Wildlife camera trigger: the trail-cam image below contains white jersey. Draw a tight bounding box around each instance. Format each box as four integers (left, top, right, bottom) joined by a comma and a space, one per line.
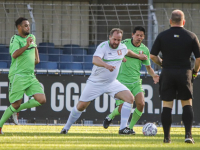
88, 41, 128, 83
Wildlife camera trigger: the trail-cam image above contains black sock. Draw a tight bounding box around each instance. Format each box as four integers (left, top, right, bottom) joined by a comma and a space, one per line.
161, 107, 172, 139
182, 105, 194, 138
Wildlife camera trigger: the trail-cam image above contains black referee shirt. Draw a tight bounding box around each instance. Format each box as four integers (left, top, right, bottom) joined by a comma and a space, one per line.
151, 27, 200, 69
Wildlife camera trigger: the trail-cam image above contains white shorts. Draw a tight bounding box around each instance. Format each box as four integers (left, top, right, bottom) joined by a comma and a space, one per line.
79, 79, 129, 102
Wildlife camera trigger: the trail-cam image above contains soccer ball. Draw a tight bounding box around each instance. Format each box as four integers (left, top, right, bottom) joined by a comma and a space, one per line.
142, 123, 157, 136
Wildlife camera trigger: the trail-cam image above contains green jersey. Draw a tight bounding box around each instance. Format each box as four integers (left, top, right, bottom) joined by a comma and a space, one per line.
9, 34, 37, 77
117, 38, 150, 83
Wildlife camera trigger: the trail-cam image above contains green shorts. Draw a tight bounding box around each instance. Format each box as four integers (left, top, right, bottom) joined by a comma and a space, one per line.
116, 80, 144, 106
9, 74, 44, 103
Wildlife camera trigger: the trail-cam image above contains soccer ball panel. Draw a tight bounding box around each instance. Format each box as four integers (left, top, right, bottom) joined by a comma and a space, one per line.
142, 123, 157, 136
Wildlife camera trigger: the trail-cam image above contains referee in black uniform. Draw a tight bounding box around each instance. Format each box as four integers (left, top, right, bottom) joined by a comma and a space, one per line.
150, 9, 200, 144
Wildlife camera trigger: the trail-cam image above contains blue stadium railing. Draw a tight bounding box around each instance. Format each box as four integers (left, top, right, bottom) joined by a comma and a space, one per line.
0, 43, 95, 71
0, 43, 156, 75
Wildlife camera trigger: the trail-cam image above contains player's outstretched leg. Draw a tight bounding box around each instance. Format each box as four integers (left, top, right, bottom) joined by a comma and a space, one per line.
16, 94, 46, 112
128, 92, 145, 134
12, 96, 39, 124
0, 105, 18, 134
11, 95, 45, 126
61, 102, 86, 134
128, 108, 142, 134
16, 99, 41, 112
119, 102, 132, 135
114, 90, 134, 135
103, 106, 120, 129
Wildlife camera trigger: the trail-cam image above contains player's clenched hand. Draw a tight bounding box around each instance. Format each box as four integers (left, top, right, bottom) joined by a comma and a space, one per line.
152, 74, 159, 84
26, 37, 33, 47
122, 57, 127, 62
105, 64, 116, 72
192, 69, 198, 79
138, 54, 147, 60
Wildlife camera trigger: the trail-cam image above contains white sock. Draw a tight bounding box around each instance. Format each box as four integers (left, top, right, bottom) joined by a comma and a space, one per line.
120, 102, 132, 130
64, 106, 83, 130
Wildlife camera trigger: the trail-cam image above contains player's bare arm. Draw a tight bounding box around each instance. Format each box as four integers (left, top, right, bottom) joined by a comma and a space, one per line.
92, 56, 116, 72
126, 49, 147, 60
12, 37, 33, 59
150, 54, 162, 67
35, 47, 40, 65
145, 65, 159, 84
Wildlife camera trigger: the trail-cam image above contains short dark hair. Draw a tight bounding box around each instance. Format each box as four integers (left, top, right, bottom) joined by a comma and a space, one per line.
110, 28, 123, 36
15, 17, 28, 28
133, 26, 145, 35
171, 10, 184, 24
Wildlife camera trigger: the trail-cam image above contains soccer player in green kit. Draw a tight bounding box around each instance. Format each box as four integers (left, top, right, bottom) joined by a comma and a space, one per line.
103, 26, 159, 134
0, 17, 46, 134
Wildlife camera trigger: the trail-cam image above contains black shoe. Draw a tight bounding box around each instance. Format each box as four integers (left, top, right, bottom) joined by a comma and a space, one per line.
163, 138, 171, 143
119, 127, 131, 135
185, 134, 195, 144
103, 116, 112, 129
60, 128, 68, 134
128, 128, 136, 135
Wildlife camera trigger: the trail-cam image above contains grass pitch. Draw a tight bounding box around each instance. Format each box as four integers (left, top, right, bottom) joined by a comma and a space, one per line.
0, 125, 200, 150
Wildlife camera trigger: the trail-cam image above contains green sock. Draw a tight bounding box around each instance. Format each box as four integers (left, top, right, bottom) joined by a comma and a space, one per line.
108, 106, 120, 119
17, 99, 41, 112
0, 105, 17, 127
129, 108, 143, 129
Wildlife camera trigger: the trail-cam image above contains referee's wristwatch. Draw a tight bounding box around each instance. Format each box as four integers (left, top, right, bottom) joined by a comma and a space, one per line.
192, 69, 198, 78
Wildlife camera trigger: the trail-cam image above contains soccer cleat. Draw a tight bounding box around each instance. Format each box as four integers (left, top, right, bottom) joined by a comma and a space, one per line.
103, 116, 113, 129
185, 134, 195, 144
12, 112, 19, 125
163, 138, 171, 143
119, 127, 131, 135
128, 128, 136, 135
0, 128, 3, 134
60, 128, 68, 134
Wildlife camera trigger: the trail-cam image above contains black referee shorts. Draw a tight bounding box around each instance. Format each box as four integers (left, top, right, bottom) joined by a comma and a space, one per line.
159, 68, 193, 101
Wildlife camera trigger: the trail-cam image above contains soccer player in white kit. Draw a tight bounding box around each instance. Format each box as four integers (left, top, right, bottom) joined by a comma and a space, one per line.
60, 28, 147, 134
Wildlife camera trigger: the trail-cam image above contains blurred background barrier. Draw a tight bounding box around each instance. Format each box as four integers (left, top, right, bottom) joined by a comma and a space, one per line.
1, 74, 200, 125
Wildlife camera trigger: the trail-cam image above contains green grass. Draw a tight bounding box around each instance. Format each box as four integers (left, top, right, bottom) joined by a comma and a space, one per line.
0, 125, 200, 150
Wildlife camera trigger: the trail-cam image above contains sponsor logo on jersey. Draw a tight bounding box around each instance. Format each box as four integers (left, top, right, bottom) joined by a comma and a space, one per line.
174, 34, 179, 38
139, 51, 143, 54
117, 50, 122, 55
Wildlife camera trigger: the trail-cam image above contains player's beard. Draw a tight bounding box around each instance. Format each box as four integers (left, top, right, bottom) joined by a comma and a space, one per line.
22, 30, 30, 36
110, 43, 119, 49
